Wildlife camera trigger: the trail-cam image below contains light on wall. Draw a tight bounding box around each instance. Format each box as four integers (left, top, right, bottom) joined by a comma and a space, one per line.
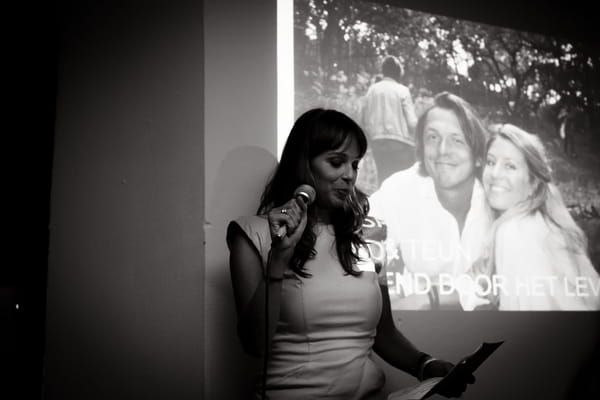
277, 0, 294, 160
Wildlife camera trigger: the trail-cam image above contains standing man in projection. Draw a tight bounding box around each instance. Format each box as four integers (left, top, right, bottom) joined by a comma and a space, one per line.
361, 55, 418, 184
369, 92, 493, 310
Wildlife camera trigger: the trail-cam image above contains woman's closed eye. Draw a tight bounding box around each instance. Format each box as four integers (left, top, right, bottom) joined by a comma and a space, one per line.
329, 158, 344, 168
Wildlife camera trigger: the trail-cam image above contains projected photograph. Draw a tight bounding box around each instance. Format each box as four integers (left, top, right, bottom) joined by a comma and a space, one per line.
292, 0, 600, 311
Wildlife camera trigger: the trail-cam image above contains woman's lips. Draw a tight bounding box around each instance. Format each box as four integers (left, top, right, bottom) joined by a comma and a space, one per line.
435, 161, 456, 167
334, 188, 349, 197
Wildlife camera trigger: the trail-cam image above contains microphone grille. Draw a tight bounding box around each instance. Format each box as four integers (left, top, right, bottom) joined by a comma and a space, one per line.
294, 184, 316, 205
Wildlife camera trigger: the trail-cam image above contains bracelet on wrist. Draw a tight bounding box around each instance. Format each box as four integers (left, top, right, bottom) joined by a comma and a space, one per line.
414, 352, 429, 379
418, 355, 437, 381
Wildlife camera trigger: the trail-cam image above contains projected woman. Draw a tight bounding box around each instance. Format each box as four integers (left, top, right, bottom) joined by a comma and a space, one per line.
473, 124, 600, 311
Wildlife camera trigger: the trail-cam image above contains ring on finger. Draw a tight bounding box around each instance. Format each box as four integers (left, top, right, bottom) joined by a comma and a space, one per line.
281, 208, 288, 214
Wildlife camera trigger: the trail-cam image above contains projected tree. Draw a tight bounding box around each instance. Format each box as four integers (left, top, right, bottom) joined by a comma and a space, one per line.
294, 0, 600, 135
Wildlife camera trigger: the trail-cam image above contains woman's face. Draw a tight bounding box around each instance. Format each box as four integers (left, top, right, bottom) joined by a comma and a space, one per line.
310, 138, 361, 211
483, 137, 532, 212
422, 107, 476, 192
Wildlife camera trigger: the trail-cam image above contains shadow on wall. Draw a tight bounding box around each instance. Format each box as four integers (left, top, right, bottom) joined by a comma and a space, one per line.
206, 145, 277, 399
209, 146, 277, 223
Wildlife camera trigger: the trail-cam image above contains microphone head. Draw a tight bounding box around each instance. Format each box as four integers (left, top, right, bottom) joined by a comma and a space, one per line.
294, 184, 316, 205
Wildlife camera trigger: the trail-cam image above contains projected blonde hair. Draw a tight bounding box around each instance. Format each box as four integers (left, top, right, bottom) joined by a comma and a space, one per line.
484, 123, 588, 268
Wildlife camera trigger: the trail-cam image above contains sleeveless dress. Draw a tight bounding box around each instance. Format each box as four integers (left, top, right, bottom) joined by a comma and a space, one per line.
229, 215, 385, 399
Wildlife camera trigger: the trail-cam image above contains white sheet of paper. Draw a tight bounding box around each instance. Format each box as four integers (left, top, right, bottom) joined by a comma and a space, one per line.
387, 377, 442, 400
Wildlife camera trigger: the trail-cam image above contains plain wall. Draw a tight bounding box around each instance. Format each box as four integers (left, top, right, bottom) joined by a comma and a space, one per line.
45, 0, 599, 399
45, 1, 204, 399
204, 0, 278, 398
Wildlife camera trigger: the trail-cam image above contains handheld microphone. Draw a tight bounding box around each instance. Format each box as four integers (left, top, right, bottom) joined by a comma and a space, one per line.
294, 184, 316, 205
276, 184, 316, 239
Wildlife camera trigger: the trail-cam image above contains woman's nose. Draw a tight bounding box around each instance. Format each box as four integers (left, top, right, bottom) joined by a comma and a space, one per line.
342, 164, 355, 182
490, 164, 502, 179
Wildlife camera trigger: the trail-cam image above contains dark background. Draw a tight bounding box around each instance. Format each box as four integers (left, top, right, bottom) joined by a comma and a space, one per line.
3, 0, 598, 399
3, 1, 57, 399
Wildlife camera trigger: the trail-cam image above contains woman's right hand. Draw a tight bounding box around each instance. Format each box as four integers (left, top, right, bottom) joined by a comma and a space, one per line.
267, 196, 309, 255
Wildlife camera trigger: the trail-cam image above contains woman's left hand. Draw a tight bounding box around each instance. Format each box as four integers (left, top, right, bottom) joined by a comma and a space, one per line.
424, 359, 475, 398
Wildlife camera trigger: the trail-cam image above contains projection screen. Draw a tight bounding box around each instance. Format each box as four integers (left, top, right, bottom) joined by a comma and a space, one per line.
279, 0, 600, 311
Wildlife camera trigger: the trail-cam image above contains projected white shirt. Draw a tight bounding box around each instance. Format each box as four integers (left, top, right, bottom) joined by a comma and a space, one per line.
369, 164, 493, 298
495, 212, 600, 311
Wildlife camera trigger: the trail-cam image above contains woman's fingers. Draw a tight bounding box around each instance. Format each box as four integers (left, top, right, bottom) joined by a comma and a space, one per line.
268, 198, 307, 243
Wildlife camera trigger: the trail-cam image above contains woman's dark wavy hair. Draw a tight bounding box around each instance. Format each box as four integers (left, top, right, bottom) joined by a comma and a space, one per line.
415, 91, 488, 178
257, 108, 369, 278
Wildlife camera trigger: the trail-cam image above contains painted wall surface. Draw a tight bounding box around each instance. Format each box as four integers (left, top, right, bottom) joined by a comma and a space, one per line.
204, 0, 278, 398
45, 1, 205, 399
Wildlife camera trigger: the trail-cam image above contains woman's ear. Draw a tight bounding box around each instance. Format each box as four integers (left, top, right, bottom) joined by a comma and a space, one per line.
475, 158, 482, 168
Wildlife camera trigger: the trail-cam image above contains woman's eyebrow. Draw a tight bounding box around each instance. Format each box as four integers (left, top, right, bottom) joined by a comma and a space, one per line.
489, 153, 515, 162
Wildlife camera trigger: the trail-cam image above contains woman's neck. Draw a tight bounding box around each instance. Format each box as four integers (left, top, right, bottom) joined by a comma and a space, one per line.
313, 207, 332, 225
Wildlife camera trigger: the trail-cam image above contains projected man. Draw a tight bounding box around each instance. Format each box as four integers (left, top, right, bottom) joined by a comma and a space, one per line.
361, 55, 418, 183
369, 92, 493, 310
